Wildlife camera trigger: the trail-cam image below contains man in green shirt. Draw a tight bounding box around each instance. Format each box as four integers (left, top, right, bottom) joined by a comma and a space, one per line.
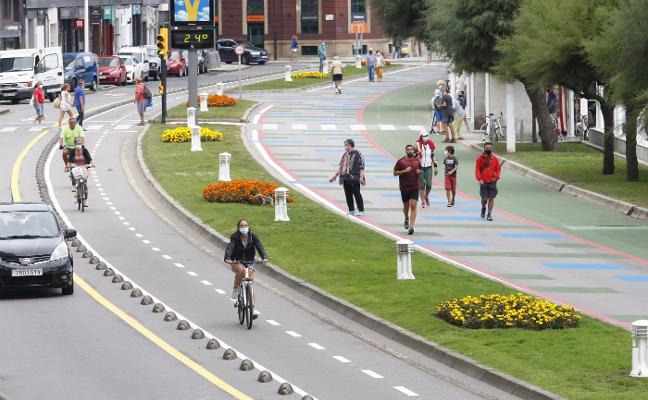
59, 117, 91, 171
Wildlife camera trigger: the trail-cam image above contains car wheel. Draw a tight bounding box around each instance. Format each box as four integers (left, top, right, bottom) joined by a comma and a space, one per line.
91, 77, 98, 91
258, 61, 266, 65
225, 61, 232, 64
144, 71, 149, 82
243, 55, 250, 65
48, 93, 56, 102
11, 98, 19, 104
62, 280, 74, 295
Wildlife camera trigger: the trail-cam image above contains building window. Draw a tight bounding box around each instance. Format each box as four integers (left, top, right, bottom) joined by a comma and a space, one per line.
350, 0, 366, 22
247, 0, 264, 16
300, 0, 318, 34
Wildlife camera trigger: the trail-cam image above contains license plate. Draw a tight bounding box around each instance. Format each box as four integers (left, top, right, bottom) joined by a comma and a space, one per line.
12, 269, 43, 277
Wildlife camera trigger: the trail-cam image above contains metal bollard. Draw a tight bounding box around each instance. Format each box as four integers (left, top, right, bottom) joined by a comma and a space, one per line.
216, 82, 224, 96
355, 55, 362, 69
187, 107, 197, 128
218, 152, 231, 181
274, 187, 290, 221
190, 126, 202, 152
322, 60, 329, 75
200, 93, 208, 112
284, 65, 293, 82
396, 239, 415, 280
630, 320, 648, 377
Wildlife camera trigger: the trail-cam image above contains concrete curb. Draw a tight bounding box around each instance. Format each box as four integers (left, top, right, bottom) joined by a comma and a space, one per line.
133, 123, 564, 400
465, 141, 648, 221
0, 107, 9, 115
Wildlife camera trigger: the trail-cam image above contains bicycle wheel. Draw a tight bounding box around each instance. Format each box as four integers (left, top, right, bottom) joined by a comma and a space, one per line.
76, 185, 82, 211
237, 285, 245, 325
493, 124, 504, 143
80, 183, 86, 212
479, 123, 488, 142
245, 284, 254, 329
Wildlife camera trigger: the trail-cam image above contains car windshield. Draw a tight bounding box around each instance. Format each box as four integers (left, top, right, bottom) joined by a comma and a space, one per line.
234, 40, 255, 48
98, 58, 119, 67
0, 56, 34, 72
63, 54, 76, 69
119, 57, 132, 66
0, 211, 59, 239
169, 52, 181, 60
147, 48, 157, 58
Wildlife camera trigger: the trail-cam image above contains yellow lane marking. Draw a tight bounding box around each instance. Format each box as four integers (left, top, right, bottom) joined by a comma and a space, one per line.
11, 127, 50, 202
74, 274, 254, 400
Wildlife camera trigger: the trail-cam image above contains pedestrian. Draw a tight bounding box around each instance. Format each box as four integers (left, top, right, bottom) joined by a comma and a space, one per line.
430, 89, 444, 134
443, 145, 458, 207
59, 117, 91, 173
365, 48, 376, 82
57, 83, 74, 128
134, 76, 147, 126
393, 144, 422, 235
74, 79, 86, 126
457, 90, 470, 132
375, 50, 385, 82
475, 142, 501, 221
331, 56, 344, 95
441, 88, 455, 142
452, 92, 466, 140
416, 131, 438, 208
318, 42, 327, 73
329, 139, 366, 216
290, 35, 299, 63
31, 81, 45, 124
547, 84, 558, 127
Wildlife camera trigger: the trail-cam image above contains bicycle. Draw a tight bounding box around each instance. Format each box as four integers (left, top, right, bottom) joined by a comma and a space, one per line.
232, 259, 261, 329
69, 163, 90, 212
479, 112, 505, 143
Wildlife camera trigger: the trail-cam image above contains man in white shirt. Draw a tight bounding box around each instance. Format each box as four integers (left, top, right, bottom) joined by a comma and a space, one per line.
416, 131, 438, 207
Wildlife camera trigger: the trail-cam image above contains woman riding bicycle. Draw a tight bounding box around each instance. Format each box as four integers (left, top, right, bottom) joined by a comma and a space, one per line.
69, 145, 91, 208
224, 219, 267, 315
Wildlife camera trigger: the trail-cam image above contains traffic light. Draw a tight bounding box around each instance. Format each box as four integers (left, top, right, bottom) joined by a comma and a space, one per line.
156, 28, 168, 59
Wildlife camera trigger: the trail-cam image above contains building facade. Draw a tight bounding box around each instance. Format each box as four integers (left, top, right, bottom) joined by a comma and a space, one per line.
0, 0, 23, 49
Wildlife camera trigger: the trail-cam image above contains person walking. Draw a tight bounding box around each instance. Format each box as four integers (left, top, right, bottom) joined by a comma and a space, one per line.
394, 144, 422, 235
457, 90, 470, 133
451, 92, 466, 140
375, 50, 385, 82
329, 139, 366, 216
74, 79, 86, 126
475, 142, 501, 221
330, 56, 344, 95
318, 42, 327, 73
57, 83, 74, 128
430, 89, 444, 135
365, 48, 376, 82
416, 131, 438, 208
31, 81, 45, 124
134, 76, 148, 126
443, 145, 459, 207
290, 35, 299, 63
441, 88, 456, 142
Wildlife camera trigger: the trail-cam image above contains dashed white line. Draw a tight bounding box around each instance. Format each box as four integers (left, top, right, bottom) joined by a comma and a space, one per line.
215, 289, 226, 295
162, 255, 172, 260
187, 271, 198, 277
200, 280, 212, 286
118, 216, 125, 220
266, 320, 280, 326
332, 356, 351, 363
291, 124, 307, 130
122, 222, 130, 226
151, 247, 160, 251
379, 124, 396, 131
109, 206, 116, 210
142, 239, 151, 244
114, 211, 120, 215
173, 262, 185, 268
408, 125, 426, 132
393, 386, 419, 397
361, 370, 384, 379
286, 330, 302, 338
263, 123, 278, 130
308, 343, 326, 351
350, 124, 366, 131
320, 124, 336, 131
135, 233, 143, 238
128, 227, 136, 231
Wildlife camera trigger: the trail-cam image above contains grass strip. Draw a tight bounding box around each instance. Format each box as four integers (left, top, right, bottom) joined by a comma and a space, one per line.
143, 123, 648, 400
167, 99, 256, 120
493, 142, 648, 209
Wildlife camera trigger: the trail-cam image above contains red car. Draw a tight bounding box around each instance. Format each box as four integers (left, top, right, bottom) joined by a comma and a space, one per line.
98, 56, 127, 85
167, 51, 187, 77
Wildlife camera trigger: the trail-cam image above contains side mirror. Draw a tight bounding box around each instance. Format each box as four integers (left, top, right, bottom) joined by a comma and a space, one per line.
64, 228, 77, 239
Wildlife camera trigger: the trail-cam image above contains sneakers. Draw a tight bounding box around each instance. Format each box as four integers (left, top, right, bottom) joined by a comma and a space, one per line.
230, 288, 239, 300
346, 211, 355, 216
252, 309, 261, 318
408, 226, 414, 235
421, 202, 426, 209
480, 208, 486, 219
404, 219, 409, 229
486, 214, 493, 221
447, 203, 452, 207
356, 211, 366, 216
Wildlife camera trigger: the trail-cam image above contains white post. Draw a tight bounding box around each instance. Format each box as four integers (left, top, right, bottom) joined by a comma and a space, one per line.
190, 126, 202, 152
83, 0, 89, 52
396, 239, 415, 280
630, 320, 648, 377
506, 80, 516, 153
200, 93, 208, 112
485, 73, 491, 120
449, 72, 457, 98
216, 82, 224, 96
187, 107, 196, 128
274, 187, 290, 222
284, 65, 292, 82
567, 89, 575, 137
355, 55, 361, 69
218, 152, 231, 181
322, 59, 329, 74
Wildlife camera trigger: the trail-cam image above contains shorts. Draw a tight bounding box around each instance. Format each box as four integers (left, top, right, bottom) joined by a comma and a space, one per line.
333, 74, 343, 82
400, 189, 419, 203
136, 99, 147, 114
442, 114, 455, 123
480, 181, 498, 198
444, 175, 457, 192
33, 102, 44, 116
291, 48, 298, 53
434, 110, 442, 122
418, 167, 433, 190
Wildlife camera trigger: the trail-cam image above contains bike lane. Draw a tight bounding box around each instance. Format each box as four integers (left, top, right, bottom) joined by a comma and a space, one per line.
246, 64, 648, 329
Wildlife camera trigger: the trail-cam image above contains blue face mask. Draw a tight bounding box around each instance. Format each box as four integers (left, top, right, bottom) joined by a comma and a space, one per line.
239, 227, 249, 235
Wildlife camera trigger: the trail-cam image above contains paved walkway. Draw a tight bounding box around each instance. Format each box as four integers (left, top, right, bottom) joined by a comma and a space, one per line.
244, 64, 648, 329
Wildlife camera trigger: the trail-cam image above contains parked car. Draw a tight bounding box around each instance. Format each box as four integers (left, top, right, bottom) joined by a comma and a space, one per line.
118, 55, 146, 84
181, 49, 207, 75
98, 56, 127, 85
142, 45, 161, 80
217, 39, 268, 65
63, 52, 99, 91
117, 46, 150, 81
167, 51, 187, 77
0, 202, 77, 295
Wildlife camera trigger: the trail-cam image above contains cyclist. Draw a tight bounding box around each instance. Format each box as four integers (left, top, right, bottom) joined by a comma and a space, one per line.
224, 219, 267, 317
59, 117, 92, 172
69, 145, 91, 207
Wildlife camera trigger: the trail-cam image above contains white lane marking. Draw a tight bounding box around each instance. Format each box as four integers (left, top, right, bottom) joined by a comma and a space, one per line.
110, 206, 116, 210
320, 124, 336, 131
142, 239, 151, 244
254, 105, 273, 124
29, 127, 43, 132
114, 211, 120, 215
350, 124, 366, 131
215, 289, 226, 295
115, 124, 131, 130
128, 227, 136, 231
86, 125, 103, 131
118, 216, 125, 220
162, 255, 172, 260
564, 225, 648, 231
135, 233, 143, 238
96, 183, 102, 187
408, 125, 426, 131
393, 386, 419, 397
173, 262, 185, 268
266, 320, 280, 326
362, 370, 384, 379
263, 123, 278, 130
187, 271, 198, 277
0, 127, 17, 132
200, 280, 212, 286
308, 343, 326, 351
332, 356, 351, 363
20, 117, 33, 122
151, 247, 160, 251
123, 222, 130, 226
379, 124, 396, 131
286, 330, 302, 338
291, 124, 307, 130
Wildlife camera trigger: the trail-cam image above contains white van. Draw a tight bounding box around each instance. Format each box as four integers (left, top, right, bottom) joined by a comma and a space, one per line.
0, 47, 64, 103
117, 46, 150, 81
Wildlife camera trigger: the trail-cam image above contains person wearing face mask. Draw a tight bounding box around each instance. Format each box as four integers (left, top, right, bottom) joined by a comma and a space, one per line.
475, 142, 501, 221
394, 144, 422, 235
224, 219, 268, 317
443, 146, 459, 207
416, 131, 438, 208
31, 81, 46, 124
330, 139, 366, 215
366, 48, 376, 82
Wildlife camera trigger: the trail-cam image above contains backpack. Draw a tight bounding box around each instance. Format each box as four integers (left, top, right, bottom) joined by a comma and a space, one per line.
433, 95, 446, 110
143, 85, 152, 99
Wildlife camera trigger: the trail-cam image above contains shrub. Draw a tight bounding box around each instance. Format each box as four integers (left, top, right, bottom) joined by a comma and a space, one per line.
291, 71, 327, 80
436, 293, 580, 330
185, 94, 237, 107
161, 126, 223, 143
203, 179, 294, 205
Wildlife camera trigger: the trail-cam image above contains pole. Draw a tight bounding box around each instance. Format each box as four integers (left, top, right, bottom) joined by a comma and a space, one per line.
188, 49, 198, 126
161, 55, 167, 124
84, 0, 90, 52
272, 0, 277, 61
506, 80, 516, 153
238, 54, 242, 100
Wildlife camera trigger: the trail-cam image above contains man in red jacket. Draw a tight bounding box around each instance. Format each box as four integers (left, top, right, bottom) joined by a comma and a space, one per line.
475, 142, 501, 221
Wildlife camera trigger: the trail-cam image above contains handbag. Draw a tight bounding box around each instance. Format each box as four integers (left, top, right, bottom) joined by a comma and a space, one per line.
146, 97, 153, 108
53, 96, 61, 109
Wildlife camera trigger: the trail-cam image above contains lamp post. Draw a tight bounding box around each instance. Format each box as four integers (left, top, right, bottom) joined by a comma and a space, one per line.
84, 0, 90, 52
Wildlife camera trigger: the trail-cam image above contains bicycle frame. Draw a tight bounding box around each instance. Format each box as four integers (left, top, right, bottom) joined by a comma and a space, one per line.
234, 260, 257, 329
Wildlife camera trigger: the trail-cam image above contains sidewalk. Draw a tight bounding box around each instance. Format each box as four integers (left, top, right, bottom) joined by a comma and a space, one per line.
243, 64, 648, 329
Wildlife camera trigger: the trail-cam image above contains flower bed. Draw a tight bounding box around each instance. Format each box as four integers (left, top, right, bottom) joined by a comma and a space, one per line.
161, 126, 223, 143
185, 94, 237, 107
437, 293, 580, 330
291, 71, 327, 80
203, 179, 294, 205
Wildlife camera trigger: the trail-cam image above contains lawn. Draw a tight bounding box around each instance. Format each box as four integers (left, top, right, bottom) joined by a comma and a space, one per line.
166, 99, 256, 120
242, 64, 398, 91
493, 142, 648, 208
142, 124, 648, 400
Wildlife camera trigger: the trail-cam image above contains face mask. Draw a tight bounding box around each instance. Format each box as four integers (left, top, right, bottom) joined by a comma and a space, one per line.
444, 151, 448, 156
484, 149, 492, 155
239, 227, 249, 235
422, 136, 429, 142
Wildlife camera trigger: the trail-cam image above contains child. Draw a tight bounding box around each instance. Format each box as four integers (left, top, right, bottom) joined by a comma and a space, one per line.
443, 146, 458, 207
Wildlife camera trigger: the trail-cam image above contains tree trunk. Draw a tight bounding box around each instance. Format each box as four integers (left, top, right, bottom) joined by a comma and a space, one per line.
525, 86, 557, 150
625, 104, 639, 181
531, 109, 538, 143
600, 103, 615, 175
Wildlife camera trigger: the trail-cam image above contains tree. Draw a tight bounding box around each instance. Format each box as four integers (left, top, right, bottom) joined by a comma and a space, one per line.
495, 0, 620, 168
370, 0, 429, 41
588, 0, 648, 181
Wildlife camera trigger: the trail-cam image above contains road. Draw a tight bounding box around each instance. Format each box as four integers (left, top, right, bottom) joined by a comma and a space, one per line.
0, 61, 519, 400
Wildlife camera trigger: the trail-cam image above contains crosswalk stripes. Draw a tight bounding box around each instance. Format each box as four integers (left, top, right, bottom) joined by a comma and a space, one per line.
85, 125, 103, 131
321, 124, 337, 131
378, 124, 396, 131
292, 124, 307, 130
0, 127, 18, 132
263, 124, 279, 130
28, 127, 43, 132
350, 124, 367, 131
408, 125, 426, 131
115, 124, 132, 130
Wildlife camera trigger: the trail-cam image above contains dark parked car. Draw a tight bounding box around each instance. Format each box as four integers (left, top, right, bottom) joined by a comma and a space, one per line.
217, 39, 268, 65
0, 203, 77, 295
63, 52, 99, 91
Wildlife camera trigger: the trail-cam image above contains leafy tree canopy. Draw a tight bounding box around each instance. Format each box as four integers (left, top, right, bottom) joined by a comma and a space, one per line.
370, 0, 429, 41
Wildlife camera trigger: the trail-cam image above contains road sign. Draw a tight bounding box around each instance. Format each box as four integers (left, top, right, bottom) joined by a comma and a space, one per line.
235, 45, 245, 56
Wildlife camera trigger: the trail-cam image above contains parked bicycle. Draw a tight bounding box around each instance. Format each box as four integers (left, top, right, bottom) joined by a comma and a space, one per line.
575, 114, 590, 142
479, 112, 505, 143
